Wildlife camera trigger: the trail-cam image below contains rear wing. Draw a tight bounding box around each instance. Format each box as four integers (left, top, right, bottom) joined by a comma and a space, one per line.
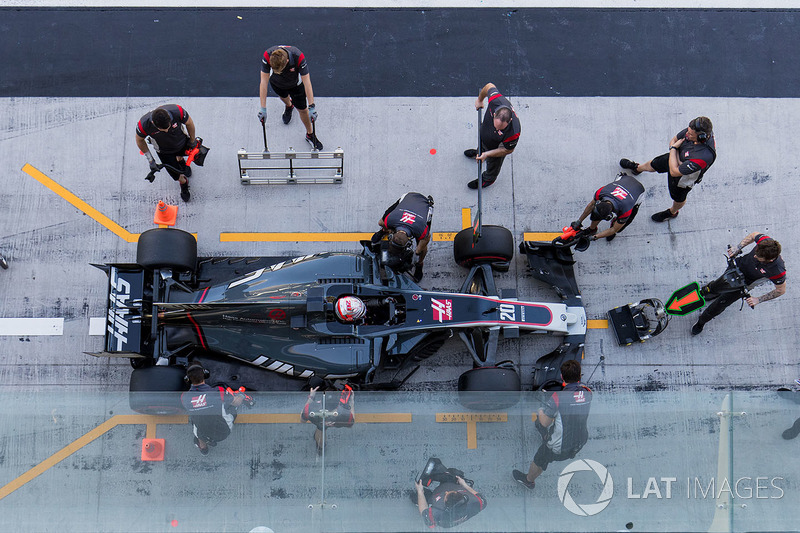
89, 264, 148, 355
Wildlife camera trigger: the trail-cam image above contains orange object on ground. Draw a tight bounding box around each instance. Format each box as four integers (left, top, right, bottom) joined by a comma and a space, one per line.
154, 201, 178, 226
141, 438, 165, 461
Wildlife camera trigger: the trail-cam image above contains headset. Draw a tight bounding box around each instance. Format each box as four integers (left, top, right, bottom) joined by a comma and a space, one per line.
185, 362, 210, 384
689, 117, 710, 143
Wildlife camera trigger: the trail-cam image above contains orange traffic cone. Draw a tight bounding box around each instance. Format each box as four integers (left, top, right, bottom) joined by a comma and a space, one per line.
154, 201, 178, 226
141, 438, 165, 461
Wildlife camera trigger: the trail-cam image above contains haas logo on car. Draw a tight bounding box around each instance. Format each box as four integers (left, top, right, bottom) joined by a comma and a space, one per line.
107, 270, 131, 350
431, 298, 453, 322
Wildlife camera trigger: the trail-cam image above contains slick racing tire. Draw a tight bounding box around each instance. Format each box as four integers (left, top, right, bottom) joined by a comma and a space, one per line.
453, 225, 514, 272
457, 366, 521, 410
129, 365, 188, 415
136, 228, 197, 273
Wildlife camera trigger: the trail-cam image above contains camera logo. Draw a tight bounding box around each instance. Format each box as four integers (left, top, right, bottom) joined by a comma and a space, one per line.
557, 459, 614, 516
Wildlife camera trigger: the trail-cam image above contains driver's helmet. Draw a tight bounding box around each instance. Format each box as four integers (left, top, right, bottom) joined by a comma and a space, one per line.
335, 296, 367, 322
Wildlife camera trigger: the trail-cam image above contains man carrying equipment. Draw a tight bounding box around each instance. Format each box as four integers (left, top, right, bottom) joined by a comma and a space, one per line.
692, 232, 786, 335
135, 104, 196, 202
464, 83, 521, 189
258, 45, 322, 150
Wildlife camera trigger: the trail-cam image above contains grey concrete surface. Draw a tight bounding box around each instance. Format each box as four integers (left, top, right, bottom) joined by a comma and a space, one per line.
0, 96, 797, 393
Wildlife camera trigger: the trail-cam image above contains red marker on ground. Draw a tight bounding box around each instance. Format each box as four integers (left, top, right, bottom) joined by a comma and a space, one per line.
429, 149, 436, 155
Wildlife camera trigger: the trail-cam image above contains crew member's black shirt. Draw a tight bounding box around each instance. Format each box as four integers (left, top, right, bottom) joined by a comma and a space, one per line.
382, 192, 434, 241
594, 175, 645, 223
480, 86, 521, 152
673, 127, 717, 184
423, 482, 486, 529
135, 104, 190, 154
737, 234, 786, 286
542, 381, 592, 454
262, 45, 309, 90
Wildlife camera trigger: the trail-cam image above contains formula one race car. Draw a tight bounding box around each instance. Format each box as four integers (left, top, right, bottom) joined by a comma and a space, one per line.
91, 225, 586, 414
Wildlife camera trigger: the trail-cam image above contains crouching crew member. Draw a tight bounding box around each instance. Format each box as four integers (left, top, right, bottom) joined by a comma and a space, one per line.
180, 363, 244, 455
372, 192, 434, 282
574, 173, 645, 242
301, 377, 354, 455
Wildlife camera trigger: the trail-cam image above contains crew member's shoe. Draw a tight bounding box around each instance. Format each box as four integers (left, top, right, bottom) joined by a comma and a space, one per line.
606, 233, 616, 242
180, 183, 191, 202
512, 470, 535, 490
412, 264, 424, 282
194, 437, 209, 456
468, 173, 496, 189
619, 158, 641, 175
651, 209, 678, 222
691, 321, 704, 336
464, 148, 478, 158
306, 133, 323, 150
782, 418, 800, 440
282, 105, 294, 124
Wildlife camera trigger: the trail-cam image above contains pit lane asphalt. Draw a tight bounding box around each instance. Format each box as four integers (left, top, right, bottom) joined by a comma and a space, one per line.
1, 6, 798, 394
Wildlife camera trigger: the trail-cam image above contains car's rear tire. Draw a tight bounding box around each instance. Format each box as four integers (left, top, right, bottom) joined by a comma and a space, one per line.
453, 225, 514, 272
457, 366, 521, 410
136, 228, 197, 272
129, 365, 188, 415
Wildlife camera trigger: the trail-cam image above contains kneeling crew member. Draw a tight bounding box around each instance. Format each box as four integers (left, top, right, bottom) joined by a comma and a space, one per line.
692, 232, 786, 335
574, 173, 645, 242
180, 363, 244, 455
372, 192, 434, 282
413, 474, 486, 528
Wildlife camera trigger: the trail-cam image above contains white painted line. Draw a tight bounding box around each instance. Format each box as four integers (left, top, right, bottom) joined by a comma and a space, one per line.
0, 1, 795, 8
89, 317, 106, 336
0, 318, 64, 336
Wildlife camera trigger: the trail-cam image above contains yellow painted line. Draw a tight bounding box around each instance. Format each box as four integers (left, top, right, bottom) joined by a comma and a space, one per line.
436, 412, 508, 450
0, 416, 120, 501
221, 232, 372, 242
461, 208, 471, 230
523, 232, 561, 241
354, 413, 412, 423
0, 411, 413, 501
588, 319, 609, 329
236, 413, 301, 424
22, 164, 140, 243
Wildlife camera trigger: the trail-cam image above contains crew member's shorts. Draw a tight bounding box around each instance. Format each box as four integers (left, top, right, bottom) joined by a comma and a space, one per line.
269, 80, 308, 110
533, 442, 581, 471
650, 153, 693, 203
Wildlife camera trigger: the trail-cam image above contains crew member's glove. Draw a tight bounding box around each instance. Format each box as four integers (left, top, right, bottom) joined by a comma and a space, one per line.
308, 103, 318, 122
187, 137, 198, 149
569, 221, 581, 231
258, 107, 267, 124
145, 152, 158, 172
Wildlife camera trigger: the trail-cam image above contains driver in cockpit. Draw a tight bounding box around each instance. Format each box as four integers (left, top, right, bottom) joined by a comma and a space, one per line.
334, 295, 401, 326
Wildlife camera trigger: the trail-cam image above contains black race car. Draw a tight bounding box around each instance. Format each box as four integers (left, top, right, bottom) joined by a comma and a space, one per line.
91, 225, 586, 413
